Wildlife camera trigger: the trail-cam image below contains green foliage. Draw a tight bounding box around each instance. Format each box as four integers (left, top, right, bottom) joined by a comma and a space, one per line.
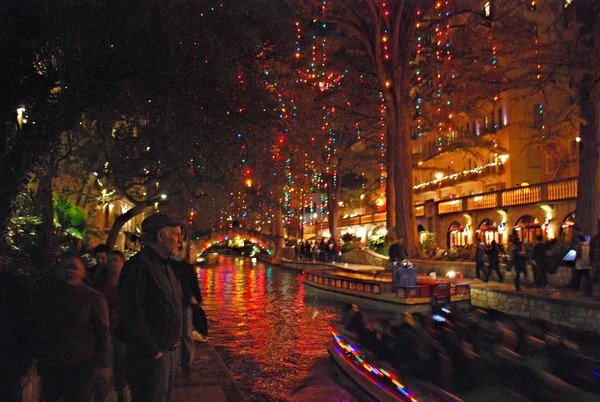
340, 232, 360, 252
420, 232, 438, 257
5, 191, 41, 260
365, 232, 386, 254
54, 196, 97, 249
426, 240, 474, 262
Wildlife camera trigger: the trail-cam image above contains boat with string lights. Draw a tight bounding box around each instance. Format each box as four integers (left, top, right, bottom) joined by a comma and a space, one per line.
302, 261, 471, 313
327, 324, 461, 401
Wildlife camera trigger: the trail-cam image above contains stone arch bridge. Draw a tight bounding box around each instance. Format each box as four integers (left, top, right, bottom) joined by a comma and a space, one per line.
198, 228, 287, 257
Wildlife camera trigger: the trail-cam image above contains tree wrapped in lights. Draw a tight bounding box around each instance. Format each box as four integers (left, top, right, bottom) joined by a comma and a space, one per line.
295, 0, 439, 256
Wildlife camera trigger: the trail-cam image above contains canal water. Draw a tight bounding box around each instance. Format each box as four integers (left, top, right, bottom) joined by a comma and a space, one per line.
196, 255, 600, 402
196, 254, 367, 402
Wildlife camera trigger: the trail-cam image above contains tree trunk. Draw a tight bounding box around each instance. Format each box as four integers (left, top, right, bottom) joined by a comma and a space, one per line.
34, 172, 55, 266
272, 207, 285, 253
327, 186, 340, 240
386, 121, 396, 235
381, 0, 431, 258
105, 202, 154, 249
575, 78, 600, 237
392, 100, 423, 258
326, 173, 340, 240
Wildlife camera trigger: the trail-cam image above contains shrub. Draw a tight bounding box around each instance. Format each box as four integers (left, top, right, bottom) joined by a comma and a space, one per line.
366, 232, 386, 255
420, 232, 438, 257
340, 233, 360, 253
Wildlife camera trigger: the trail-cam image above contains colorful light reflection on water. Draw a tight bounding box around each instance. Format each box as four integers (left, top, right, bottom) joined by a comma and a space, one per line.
197, 254, 360, 402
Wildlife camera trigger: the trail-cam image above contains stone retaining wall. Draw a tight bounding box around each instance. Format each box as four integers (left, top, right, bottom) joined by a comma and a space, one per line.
342, 249, 389, 268
471, 286, 600, 334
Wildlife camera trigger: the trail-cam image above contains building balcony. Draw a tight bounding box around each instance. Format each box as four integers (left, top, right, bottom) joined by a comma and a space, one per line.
413, 163, 503, 196
436, 177, 577, 215
303, 177, 578, 237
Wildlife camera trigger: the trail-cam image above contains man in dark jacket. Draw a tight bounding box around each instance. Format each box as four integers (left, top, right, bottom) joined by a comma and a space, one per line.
117, 214, 184, 402
389, 235, 409, 263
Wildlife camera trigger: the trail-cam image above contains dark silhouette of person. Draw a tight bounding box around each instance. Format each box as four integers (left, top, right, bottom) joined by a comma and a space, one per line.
484, 240, 504, 283
171, 248, 205, 378
512, 239, 529, 291
341, 303, 377, 348
35, 253, 112, 402
474, 237, 488, 280
93, 250, 129, 401
0, 271, 34, 401
389, 235, 408, 263
88, 243, 111, 285
531, 235, 549, 288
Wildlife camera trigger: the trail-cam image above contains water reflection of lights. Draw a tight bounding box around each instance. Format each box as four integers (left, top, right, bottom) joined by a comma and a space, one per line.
197, 257, 354, 400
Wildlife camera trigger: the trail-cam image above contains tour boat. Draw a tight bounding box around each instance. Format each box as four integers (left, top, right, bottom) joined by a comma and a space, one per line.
303, 268, 470, 312
327, 324, 462, 402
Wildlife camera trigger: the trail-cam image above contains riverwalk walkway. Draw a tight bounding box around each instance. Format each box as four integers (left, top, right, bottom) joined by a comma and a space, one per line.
171, 341, 245, 402
19, 340, 245, 402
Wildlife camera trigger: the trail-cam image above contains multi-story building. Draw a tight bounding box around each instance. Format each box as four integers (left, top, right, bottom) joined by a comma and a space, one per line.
305, 0, 589, 249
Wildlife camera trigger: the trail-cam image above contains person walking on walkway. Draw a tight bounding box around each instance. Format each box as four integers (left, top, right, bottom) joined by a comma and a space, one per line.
474, 238, 488, 280
36, 253, 112, 402
512, 239, 529, 291
531, 235, 549, 288
117, 214, 184, 402
172, 248, 205, 378
484, 240, 503, 283
571, 233, 593, 297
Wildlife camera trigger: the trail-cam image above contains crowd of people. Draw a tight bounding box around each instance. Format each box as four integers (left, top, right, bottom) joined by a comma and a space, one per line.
475, 231, 596, 296
0, 213, 205, 402
341, 303, 600, 400
293, 238, 340, 263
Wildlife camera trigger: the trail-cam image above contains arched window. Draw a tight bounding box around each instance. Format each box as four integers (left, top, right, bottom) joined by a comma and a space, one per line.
447, 221, 469, 248
476, 218, 501, 245
513, 215, 542, 244
559, 212, 576, 243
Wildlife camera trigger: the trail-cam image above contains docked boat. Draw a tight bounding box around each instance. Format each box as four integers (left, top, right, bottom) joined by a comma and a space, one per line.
328, 324, 462, 401
303, 267, 470, 312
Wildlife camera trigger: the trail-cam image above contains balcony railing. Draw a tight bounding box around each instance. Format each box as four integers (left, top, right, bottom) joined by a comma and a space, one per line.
307, 178, 578, 234
438, 178, 577, 215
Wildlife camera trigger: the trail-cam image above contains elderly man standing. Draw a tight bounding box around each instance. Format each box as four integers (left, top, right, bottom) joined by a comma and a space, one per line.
116, 213, 184, 402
